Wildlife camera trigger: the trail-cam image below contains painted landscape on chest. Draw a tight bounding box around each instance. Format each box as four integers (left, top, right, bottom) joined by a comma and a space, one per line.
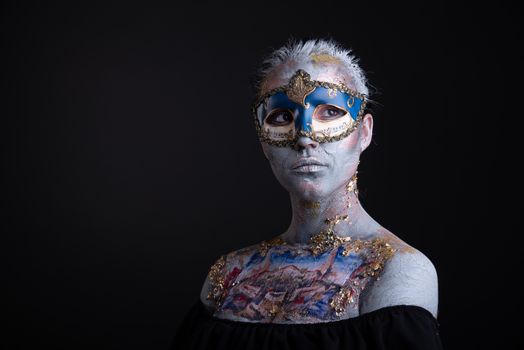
210, 238, 394, 323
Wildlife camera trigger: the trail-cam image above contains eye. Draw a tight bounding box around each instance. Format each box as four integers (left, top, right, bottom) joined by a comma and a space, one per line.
265, 109, 293, 126
314, 105, 347, 121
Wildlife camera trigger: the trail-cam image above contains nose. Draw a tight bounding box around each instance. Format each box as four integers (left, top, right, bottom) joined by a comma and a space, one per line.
294, 136, 319, 151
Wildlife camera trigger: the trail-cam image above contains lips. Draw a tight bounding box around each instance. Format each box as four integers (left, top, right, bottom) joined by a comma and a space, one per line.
292, 158, 326, 169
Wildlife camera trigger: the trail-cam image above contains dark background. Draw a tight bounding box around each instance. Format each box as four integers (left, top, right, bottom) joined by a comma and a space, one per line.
2, 1, 518, 349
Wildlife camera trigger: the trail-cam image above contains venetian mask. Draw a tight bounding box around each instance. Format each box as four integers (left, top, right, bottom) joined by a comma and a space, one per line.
253, 69, 367, 147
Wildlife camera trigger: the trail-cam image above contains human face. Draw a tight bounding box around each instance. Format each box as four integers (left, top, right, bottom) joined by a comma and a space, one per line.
259, 67, 370, 200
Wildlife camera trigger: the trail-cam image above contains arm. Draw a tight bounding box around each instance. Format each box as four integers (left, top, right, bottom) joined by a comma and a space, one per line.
359, 249, 439, 318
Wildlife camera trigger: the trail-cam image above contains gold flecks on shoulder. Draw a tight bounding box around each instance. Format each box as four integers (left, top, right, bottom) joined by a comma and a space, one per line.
327, 237, 396, 317
286, 69, 316, 107
259, 236, 287, 257
376, 228, 417, 254
356, 237, 397, 278
206, 254, 227, 308
329, 287, 354, 316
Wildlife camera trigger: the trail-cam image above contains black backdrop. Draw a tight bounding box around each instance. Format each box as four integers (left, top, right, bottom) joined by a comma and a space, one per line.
2, 2, 517, 349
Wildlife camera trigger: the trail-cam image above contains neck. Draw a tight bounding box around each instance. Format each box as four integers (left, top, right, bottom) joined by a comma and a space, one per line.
280, 179, 378, 244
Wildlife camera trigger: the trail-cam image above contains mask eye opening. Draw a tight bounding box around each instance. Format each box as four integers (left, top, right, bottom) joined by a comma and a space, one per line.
264, 108, 295, 126
312, 104, 348, 122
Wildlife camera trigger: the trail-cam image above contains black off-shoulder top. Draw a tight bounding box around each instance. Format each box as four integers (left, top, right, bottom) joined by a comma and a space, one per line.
169, 299, 443, 350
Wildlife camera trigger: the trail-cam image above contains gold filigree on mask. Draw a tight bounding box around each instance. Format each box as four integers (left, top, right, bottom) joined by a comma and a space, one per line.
347, 95, 355, 108
285, 70, 316, 107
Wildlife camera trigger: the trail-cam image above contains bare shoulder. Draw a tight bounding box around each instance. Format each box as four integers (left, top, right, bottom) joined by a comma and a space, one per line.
199, 242, 261, 312
359, 229, 439, 318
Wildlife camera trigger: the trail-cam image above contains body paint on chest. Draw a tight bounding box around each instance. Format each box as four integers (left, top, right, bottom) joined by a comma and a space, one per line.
210, 238, 395, 323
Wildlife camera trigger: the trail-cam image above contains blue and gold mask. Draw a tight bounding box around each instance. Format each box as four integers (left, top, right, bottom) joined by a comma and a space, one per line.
253, 69, 367, 147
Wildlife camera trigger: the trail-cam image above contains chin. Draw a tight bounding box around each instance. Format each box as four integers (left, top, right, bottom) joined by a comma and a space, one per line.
287, 178, 330, 200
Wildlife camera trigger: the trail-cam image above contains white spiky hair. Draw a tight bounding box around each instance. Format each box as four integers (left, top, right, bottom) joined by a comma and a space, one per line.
256, 38, 369, 97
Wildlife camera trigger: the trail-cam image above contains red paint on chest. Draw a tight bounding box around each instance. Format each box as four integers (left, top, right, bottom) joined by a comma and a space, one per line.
293, 295, 305, 304
224, 267, 242, 288
233, 294, 248, 302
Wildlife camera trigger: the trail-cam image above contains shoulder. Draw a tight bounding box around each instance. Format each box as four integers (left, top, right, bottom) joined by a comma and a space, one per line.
359, 231, 439, 319
199, 243, 261, 312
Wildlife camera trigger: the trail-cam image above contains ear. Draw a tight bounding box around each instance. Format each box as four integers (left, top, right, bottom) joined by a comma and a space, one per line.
359, 113, 373, 152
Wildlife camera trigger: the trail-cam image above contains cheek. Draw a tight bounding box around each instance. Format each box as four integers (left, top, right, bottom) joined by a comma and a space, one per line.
262, 144, 291, 169
340, 131, 361, 150
324, 132, 360, 158
323, 133, 361, 175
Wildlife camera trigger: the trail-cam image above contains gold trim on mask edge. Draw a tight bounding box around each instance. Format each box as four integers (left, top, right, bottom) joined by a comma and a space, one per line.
253, 100, 366, 147
254, 69, 366, 107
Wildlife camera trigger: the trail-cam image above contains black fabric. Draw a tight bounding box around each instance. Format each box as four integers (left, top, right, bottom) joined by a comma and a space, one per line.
170, 299, 443, 350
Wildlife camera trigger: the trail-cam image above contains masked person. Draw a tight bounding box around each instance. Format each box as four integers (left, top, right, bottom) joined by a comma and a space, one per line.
170, 39, 443, 350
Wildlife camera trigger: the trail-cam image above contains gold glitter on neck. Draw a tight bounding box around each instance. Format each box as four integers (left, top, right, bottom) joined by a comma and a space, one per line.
346, 173, 358, 194
301, 199, 321, 216
302, 200, 321, 210
308, 172, 358, 256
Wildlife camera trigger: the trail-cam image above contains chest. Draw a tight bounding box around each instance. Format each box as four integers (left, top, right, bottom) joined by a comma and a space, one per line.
213, 244, 378, 323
